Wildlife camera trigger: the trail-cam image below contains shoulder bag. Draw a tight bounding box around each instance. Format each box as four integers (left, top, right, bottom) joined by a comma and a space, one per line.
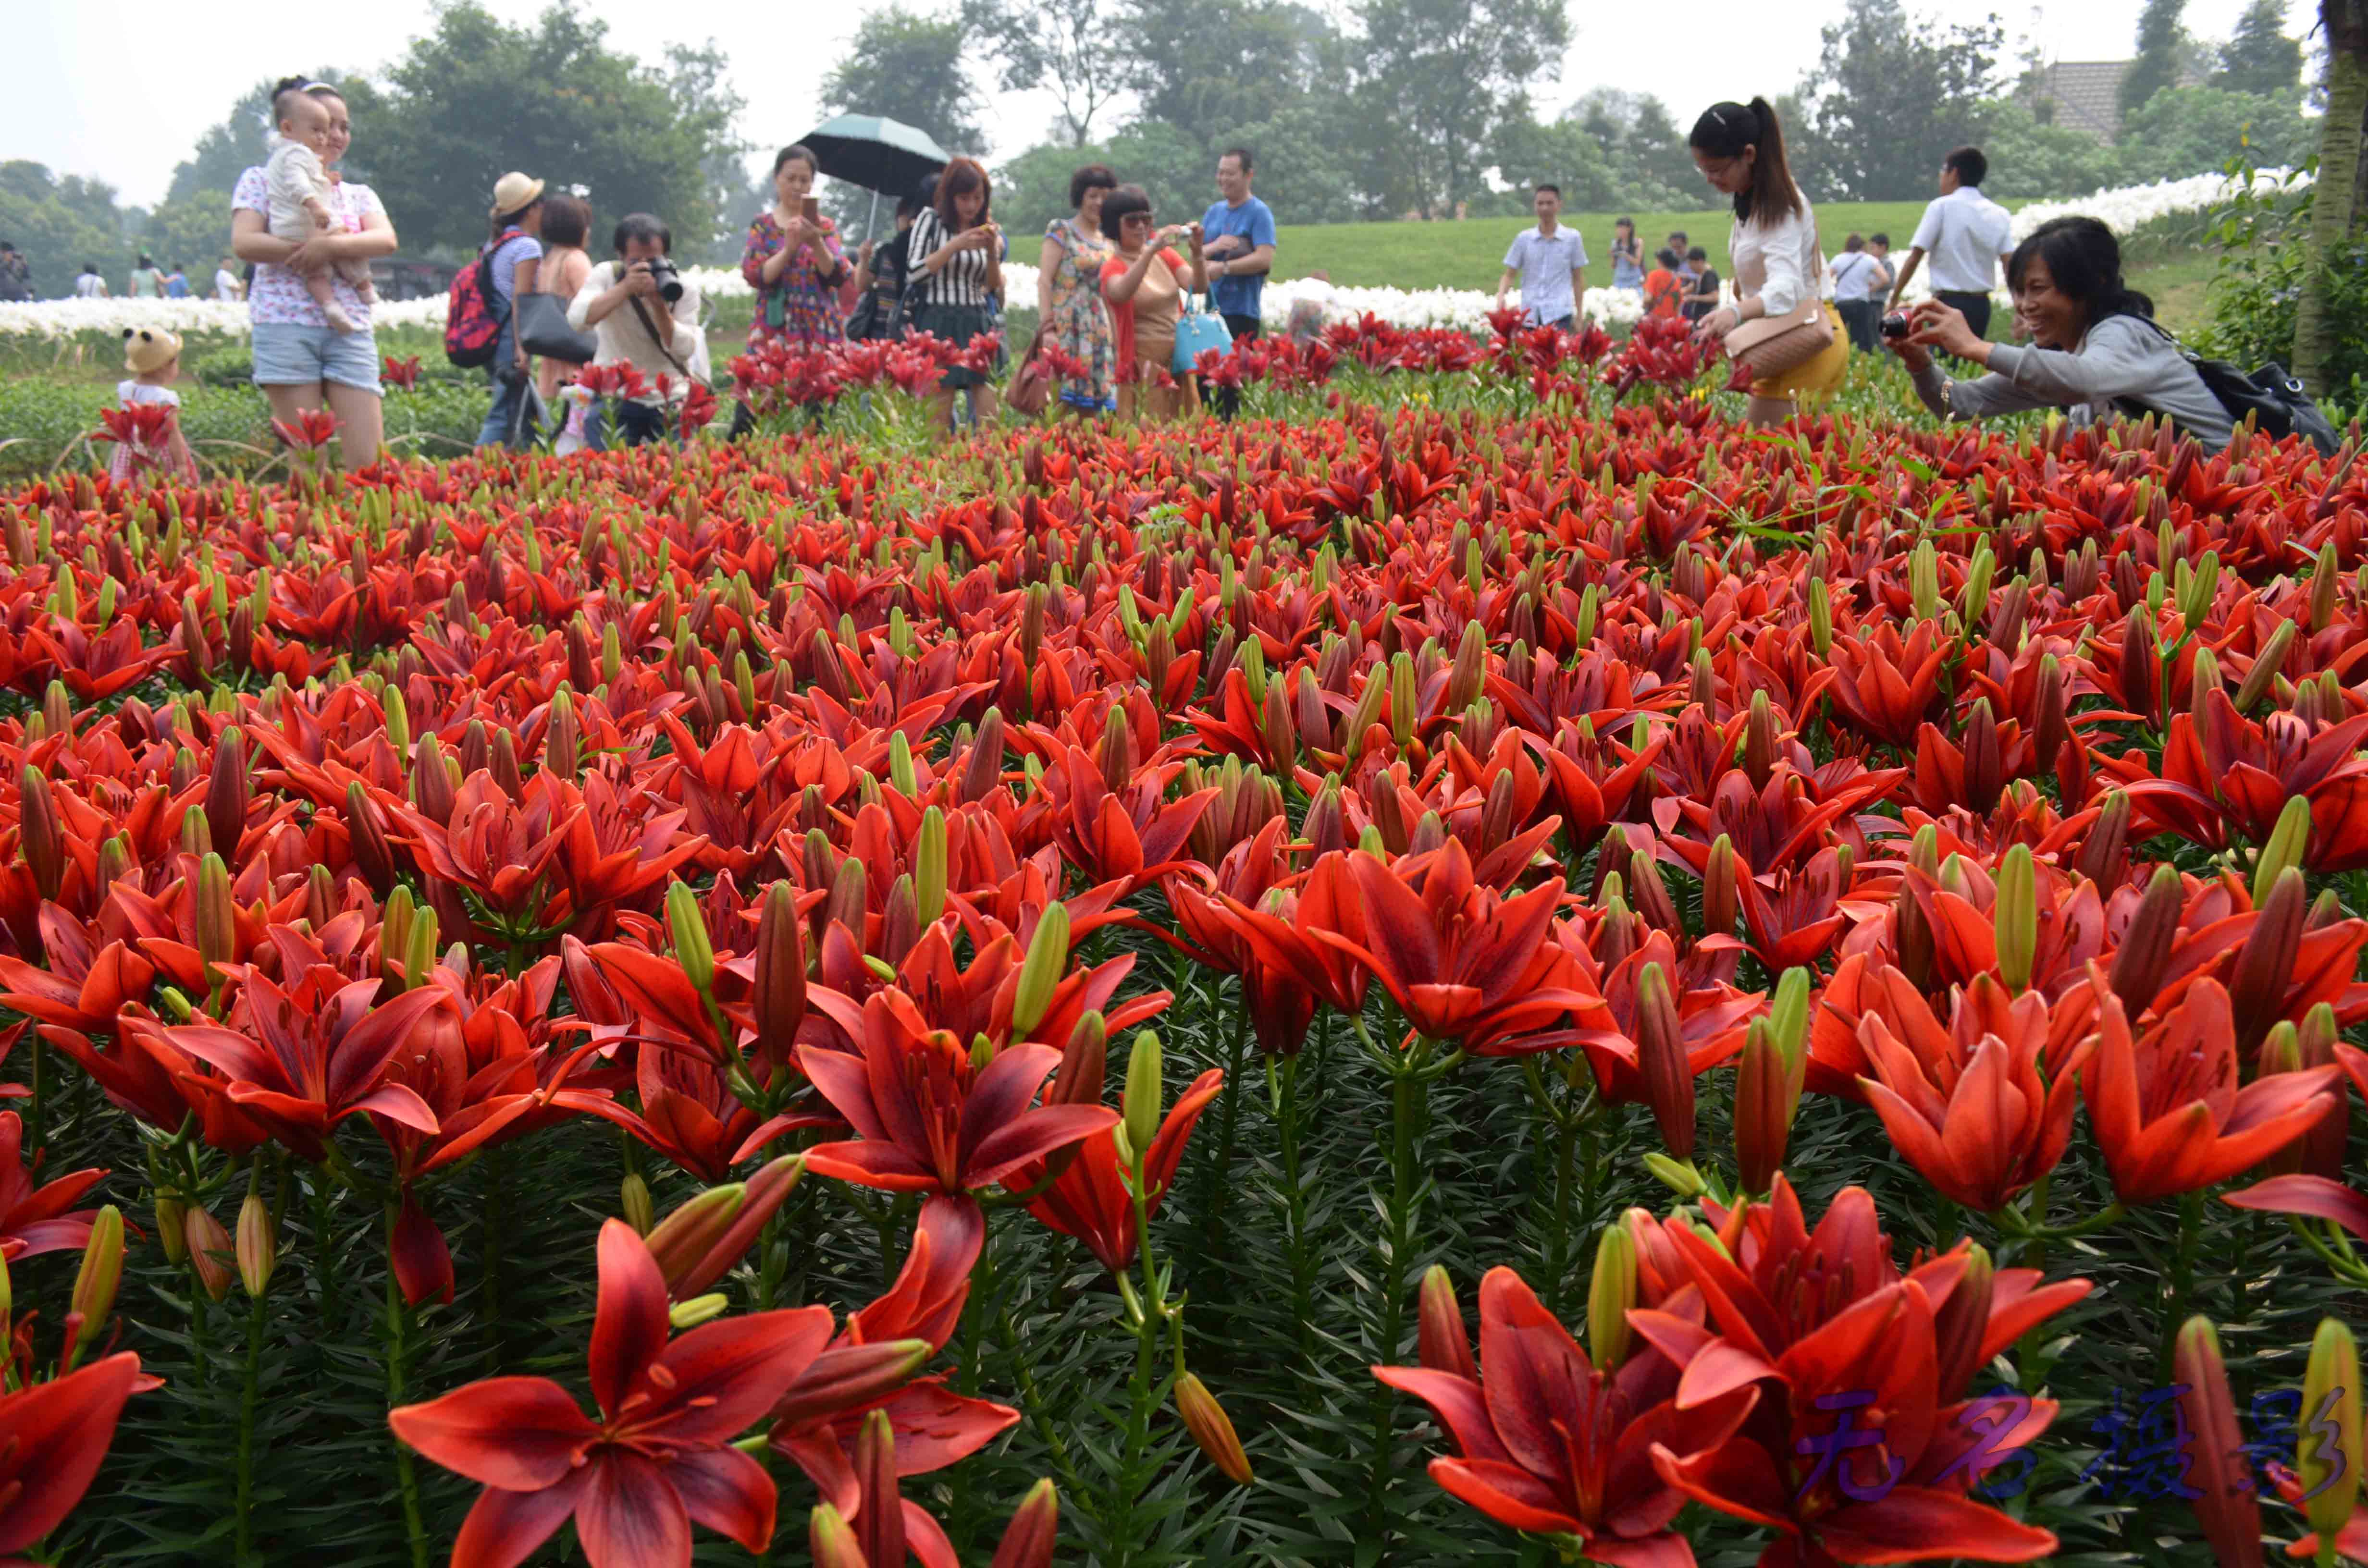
1172, 288, 1235, 376
517, 287, 597, 365
1724, 238, 1834, 380
2110, 315, 2339, 455
1008, 327, 1053, 417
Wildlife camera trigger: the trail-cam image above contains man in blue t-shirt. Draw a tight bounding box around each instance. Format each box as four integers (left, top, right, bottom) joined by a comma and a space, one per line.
1199, 147, 1276, 418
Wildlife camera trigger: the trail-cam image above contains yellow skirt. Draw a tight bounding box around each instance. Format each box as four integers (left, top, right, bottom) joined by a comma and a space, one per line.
1749, 304, 1850, 402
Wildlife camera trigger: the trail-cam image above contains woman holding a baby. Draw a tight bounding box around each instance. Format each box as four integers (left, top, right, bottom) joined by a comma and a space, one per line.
230, 76, 397, 474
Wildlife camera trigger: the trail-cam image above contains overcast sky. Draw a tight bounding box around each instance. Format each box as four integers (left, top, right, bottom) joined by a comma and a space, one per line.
12, 0, 2324, 208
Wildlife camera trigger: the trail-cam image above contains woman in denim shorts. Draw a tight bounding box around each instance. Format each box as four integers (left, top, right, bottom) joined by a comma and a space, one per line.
230, 77, 399, 474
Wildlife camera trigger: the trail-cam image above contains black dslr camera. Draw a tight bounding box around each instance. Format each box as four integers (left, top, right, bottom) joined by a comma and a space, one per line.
643, 257, 684, 304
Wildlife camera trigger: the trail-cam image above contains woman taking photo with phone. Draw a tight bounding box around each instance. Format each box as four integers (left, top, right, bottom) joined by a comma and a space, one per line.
742, 144, 850, 350
907, 157, 1006, 429
1886, 215, 2233, 450
1098, 185, 1207, 424
1686, 97, 1848, 428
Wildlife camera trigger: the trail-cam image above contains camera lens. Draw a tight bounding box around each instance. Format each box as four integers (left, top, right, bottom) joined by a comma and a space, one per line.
1880, 312, 1910, 340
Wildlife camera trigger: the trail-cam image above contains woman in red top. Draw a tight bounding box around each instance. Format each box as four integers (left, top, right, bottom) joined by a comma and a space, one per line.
1642, 246, 1687, 319
1097, 186, 1207, 423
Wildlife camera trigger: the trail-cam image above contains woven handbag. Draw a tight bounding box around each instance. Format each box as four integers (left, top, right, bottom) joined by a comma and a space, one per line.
1723, 243, 1833, 380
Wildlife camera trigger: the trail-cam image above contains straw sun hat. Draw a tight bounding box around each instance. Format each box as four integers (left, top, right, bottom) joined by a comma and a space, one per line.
489, 172, 545, 220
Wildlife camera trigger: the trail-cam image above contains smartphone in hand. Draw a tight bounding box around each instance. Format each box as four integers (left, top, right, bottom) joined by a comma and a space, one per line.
801, 196, 820, 224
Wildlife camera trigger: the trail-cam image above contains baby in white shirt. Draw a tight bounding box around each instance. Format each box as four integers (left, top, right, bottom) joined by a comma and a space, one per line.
266, 92, 376, 332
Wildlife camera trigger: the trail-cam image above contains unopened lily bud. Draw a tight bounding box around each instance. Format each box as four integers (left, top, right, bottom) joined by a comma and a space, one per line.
823, 856, 867, 945
666, 881, 715, 993
2233, 620, 2294, 714
156, 1194, 188, 1263
2252, 793, 2311, 905
2303, 1317, 2363, 1548
236, 1191, 275, 1298
1587, 1225, 1637, 1370
1931, 1243, 1994, 1394
543, 687, 580, 780
411, 733, 455, 822
989, 1478, 1060, 1568
205, 727, 249, 860
1734, 1020, 1793, 1195
1768, 966, 1811, 1084
2311, 541, 2340, 633
770, 1339, 935, 1427
808, 1503, 868, 1568
67, 1205, 124, 1366
1743, 691, 1776, 787
2074, 789, 2129, 887
1909, 539, 1940, 623
1175, 1372, 1254, 1484
1702, 833, 1738, 940
1417, 1265, 1475, 1378
668, 1292, 730, 1330
912, 806, 949, 928
645, 1183, 746, 1283
404, 906, 439, 990
1642, 1152, 1706, 1199
1807, 577, 1832, 656
2172, 1317, 2262, 1568
752, 881, 806, 1061
1994, 843, 2036, 993
620, 1172, 654, 1236
2109, 864, 2185, 1017
196, 851, 234, 982
1634, 963, 1693, 1158
17, 766, 63, 901
97, 833, 131, 889
1122, 1029, 1163, 1165
1629, 846, 1679, 935
1958, 541, 1996, 627
1388, 650, 1418, 747
1011, 901, 1070, 1037
1048, 1011, 1107, 1107
1445, 619, 1487, 713
185, 1205, 234, 1300
2230, 868, 2306, 1056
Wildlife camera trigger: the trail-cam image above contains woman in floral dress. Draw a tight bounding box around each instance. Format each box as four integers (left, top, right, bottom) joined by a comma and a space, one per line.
741, 144, 850, 350
1034, 164, 1118, 416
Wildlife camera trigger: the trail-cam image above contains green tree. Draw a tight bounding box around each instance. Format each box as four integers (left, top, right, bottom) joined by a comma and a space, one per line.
1489, 103, 1620, 213
1120, 0, 1342, 153
1231, 101, 1369, 223
365, 2, 742, 259
0, 163, 139, 297
1354, 0, 1572, 218
2121, 0, 2193, 119
2296, 0, 2368, 394
2215, 0, 2303, 94
995, 120, 1214, 237
161, 72, 380, 207
141, 193, 237, 281
1975, 98, 2122, 197
1791, 0, 2005, 201
2117, 84, 2313, 180
962, 0, 1123, 146
819, 6, 985, 155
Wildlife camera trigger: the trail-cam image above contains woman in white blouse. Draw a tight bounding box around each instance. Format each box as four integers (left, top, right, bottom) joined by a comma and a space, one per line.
1685, 98, 1849, 428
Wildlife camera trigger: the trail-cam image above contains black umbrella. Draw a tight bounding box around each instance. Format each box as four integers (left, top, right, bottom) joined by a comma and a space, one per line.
798, 114, 952, 238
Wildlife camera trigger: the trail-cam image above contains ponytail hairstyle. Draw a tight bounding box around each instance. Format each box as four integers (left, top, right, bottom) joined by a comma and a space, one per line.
1688, 97, 1802, 228
2006, 216, 2154, 330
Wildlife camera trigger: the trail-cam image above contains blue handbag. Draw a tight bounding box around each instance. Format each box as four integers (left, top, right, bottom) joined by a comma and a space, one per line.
1172, 291, 1235, 375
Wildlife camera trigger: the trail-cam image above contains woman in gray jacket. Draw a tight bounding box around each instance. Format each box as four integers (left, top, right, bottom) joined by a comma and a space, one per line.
1888, 215, 2232, 451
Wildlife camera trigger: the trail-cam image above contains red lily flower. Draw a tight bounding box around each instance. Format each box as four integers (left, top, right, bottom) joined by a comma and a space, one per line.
390, 1219, 836, 1568
141, 965, 449, 1161
0, 904, 155, 1036
0, 1108, 105, 1262
796, 989, 1118, 1197
1374, 1265, 1754, 1561
2084, 977, 2341, 1204
1021, 1066, 1223, 1274
0, 1351, 145, 1561
1854, 975, 2098, 1212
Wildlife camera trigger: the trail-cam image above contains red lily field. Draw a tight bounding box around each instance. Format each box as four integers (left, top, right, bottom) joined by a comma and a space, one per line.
3, 333, 2368, 1568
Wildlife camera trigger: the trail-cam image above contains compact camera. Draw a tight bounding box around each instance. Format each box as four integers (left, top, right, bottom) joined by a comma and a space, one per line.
1880, 311, 1911, 340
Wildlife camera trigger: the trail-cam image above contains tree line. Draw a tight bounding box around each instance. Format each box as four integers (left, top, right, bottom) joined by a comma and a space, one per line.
0, 0, 2320, 297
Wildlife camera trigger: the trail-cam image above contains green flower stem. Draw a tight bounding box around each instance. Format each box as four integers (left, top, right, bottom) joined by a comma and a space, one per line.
1205, 992, 1251, 1254
994, 1294, 1093, 1515
25, 1033, 44, 1161
383, 1206, 430, 1568
1365, 1025, 1435, 1551
235, 1274, 268, 1565
2161, 1189, 2204, 1373
311, 1173, 341, 1337
480, 1146, 507, 1370
1275, 1052, 1315, 1355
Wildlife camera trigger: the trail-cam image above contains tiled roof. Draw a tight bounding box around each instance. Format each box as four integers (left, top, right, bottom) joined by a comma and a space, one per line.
2028, 61, 2129, 143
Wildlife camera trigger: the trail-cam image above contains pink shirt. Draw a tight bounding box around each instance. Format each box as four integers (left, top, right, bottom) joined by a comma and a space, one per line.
232, 165, 383, 329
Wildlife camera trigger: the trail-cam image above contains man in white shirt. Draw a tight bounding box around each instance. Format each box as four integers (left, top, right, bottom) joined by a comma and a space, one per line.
213, 256, 245, 303
567, 211, 706, 448
1888, 146, 2013, 341
1494, 185, 1588, 331
73, 264, 107, 298
1827, 233, 1890, 351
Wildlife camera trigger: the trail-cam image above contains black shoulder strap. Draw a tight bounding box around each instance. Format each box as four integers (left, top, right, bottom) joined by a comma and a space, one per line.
627, 292, 694, 380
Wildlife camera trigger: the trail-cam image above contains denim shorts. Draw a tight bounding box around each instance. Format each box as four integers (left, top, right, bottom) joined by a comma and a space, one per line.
250, 322, 382, 395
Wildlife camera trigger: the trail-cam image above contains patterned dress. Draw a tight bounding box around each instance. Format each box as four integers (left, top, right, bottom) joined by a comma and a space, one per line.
741, 210, 850, 349
1042, 218, 1116, 412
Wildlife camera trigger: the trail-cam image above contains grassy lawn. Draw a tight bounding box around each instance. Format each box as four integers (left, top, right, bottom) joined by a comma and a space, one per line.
1270, 202, 1967, 290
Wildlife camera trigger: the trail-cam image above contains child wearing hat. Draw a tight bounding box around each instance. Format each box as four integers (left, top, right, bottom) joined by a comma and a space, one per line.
112, 328, 197, 484
268, 90, 377, 332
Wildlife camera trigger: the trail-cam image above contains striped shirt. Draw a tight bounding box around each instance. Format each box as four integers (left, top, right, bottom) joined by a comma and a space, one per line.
908, 208, 993, 308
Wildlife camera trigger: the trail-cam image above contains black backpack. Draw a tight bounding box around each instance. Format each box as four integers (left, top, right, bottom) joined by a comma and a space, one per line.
2115, 315, 2340, 456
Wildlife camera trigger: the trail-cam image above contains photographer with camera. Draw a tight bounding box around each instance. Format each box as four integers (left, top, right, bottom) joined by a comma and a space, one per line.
1883, 216, 2233, 451
567, 211, 708, 448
